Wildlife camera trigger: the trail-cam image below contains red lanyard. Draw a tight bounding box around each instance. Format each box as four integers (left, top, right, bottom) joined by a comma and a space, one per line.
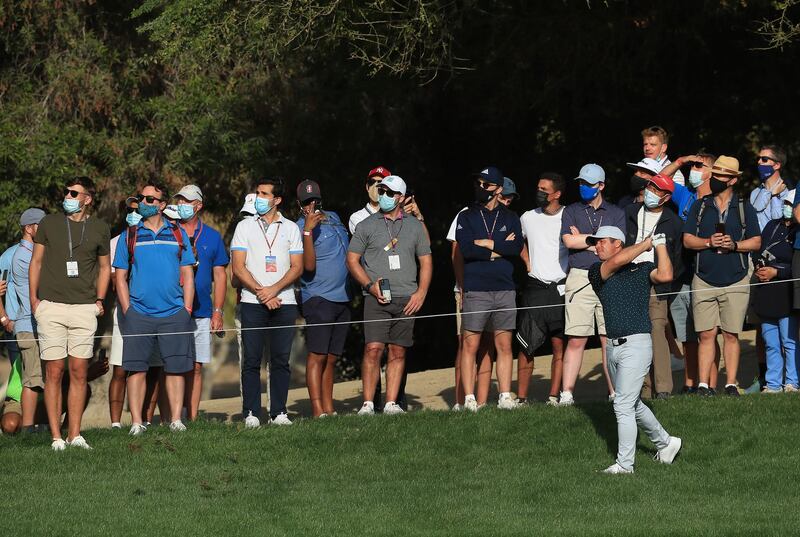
259, 218, 282, 255
479, 208, 500, 239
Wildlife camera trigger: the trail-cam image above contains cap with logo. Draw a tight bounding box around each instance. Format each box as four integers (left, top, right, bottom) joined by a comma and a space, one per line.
240, 193, 256, 216
502, 177, 518, 198
20, 208, 46, 226
474, 166, 504, 186
586, 225, 626, 245
626, 158, 664, 176
378, 175, 407, 196
648, 174, 675, 193
174, 184, 203, 202
163, 205, 181, 220
574, 163, 606, 185
296, 180, 322, 203
368, 166, 391, 180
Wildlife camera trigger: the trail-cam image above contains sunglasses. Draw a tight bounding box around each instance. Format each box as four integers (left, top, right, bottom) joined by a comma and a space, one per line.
366, 178, 383, 186
377, 187, 399, 197
475, 179, 495, 191
691, 161, 707, 169
137, 194, 163, 204
125, 206, 138, 214
758, 156, 776, 164
64, 188, 85, 198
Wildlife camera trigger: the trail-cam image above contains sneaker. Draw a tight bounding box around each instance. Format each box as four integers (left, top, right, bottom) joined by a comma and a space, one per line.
670, 354, 685, 371
680, 386, 698, 395
271, 413, 293, 425
697, 387, 714, 397
724, 384, 740, 397
244, 411, 261, 429
558, 391, 574, 406
451, 404, 463, 412
601, 463, 633, 474
708, 387, 717, 396
762, 386, 782, 394
784, 384, 799, 393
654, 436, 682, 464
67, 435, 92, 450
383, 402, 405, 415
654, 392, 671, 400
51, 438, 67, 452
516, 397, 528, 406
357, 402, 375, 416
129, 423, 147, 436
110, 422, 122, 430
463, 396, 478, 413
169, 420, 187, 432
498, 393, 519, 410
744, 378, 762, 394
318, 413, 329, 418
546, 396, 559, 406
144, 421, 152, 427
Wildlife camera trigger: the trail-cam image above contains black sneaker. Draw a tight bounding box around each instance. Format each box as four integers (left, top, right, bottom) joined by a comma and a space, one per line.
709, 387, 717, 396
724, 385, 740, 397
698, 386, 714, 397
681, 386, 698, 395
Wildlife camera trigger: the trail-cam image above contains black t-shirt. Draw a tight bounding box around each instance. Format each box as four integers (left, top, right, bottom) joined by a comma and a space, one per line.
589, 260, 655, 339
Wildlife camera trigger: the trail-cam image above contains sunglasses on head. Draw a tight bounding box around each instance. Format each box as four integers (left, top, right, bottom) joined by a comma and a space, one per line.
137, 194, 163, 204
758, 156, 776, 164
64, 188, 84, 198
377, 187, 399, 197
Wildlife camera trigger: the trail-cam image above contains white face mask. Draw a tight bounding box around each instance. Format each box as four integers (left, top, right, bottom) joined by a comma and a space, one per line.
688, 169, 704, 189
643, 189, 664, 209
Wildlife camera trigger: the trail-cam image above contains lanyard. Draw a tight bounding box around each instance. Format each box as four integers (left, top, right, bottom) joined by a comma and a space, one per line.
258, 217, 282, 256
65, 216, 87, 260
479, 207, 500, 239
383, 213, 403, 252
638, 209, 656, 242
584, 206, 603, 234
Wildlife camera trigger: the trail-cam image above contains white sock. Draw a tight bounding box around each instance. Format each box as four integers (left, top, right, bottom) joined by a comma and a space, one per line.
725, 383, 736, 388
698, 382, 709, 389
111, 422, 121, 429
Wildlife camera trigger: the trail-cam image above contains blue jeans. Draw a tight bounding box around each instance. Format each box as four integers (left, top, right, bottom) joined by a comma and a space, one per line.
240, 303, 298, 419
761, 316, 799, 390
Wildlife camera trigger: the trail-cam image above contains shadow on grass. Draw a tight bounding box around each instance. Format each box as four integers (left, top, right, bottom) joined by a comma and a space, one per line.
575, 401, 618, 458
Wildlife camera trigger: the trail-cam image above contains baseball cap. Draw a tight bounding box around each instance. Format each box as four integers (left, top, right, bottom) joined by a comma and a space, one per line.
163, 204, 180, 220
368, 166, 391, 179
648, 174, 675, 193
626, 158, 664, 176
20, 208, 45, 226
574, 163, 605, 185
174, 184, 203, 202
296, 180, 322, 203
586, 225, 626, 245
378, 175, 407, 196
240, 193, 256, 216
125, 196, 139, 207
502, 177, 518, 198
785, 189, 796, 205
474, 166, 504, 186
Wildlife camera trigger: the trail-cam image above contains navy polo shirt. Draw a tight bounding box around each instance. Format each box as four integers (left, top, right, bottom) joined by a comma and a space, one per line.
589, 261, 655, 339
296, 211, 351, 304
184, 220, 229, 318
113, 220, 196, 317
683, 195, 760, 286
560, 200, 626, 270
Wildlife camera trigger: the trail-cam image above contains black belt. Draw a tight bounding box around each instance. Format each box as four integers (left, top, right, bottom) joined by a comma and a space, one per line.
610, 337, 627, 346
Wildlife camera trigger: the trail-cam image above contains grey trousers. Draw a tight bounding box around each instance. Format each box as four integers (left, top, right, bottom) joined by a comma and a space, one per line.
607, 333, 671, 470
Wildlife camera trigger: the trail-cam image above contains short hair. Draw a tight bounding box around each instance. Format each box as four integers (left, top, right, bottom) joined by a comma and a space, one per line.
143, 180, 169, 199
251, 177, 285, 198
539, 172, 566, 194
761, 144, 787, 167
66, 176, 96, 198
697, 152, 716, 166
641, 126, 669, 145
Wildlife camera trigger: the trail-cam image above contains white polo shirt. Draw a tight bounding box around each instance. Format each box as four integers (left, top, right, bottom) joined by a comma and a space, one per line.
348, 203, 379, 234
230, 214, 303, 305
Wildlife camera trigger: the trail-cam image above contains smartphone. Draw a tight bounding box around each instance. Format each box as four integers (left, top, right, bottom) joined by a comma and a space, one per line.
715, 222, 726, 235
379, 279, 392, 303
1, 269, 7, 281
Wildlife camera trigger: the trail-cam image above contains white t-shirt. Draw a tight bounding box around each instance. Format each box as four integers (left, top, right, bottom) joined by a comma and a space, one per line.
520, 207, 568, 294
110, 234, 121, 274
348, 203, 379, 234
446, 207, 468, 292
632, 207, 662, 264
230, 214, 303, 305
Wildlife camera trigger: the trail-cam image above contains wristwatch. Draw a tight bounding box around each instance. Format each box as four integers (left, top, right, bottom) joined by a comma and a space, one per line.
303, 230, 312, 237
363, 281, 373, 293
213, 307, 224, 315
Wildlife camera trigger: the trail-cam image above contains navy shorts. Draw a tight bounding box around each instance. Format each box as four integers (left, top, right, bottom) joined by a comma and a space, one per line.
302, 297, 351, 356
120, 307, 194, 374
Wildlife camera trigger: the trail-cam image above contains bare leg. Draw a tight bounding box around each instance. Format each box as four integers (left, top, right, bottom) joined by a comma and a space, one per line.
183, 362, 203, 421
494, 331, 513, 394
127, 371, 147, 425
549, 336, 564, 398
476, 336, 494, 405
306, 352, 326, 417
21, 387, 39, 428
454, 335, 464, 406
460, 332, 482, 397
710, 342, 721, 389
66, 358, 89, 440
721, 330, 740, 386
108, 365, 127, 424
697, 328, 718, 385
362, 343, 385, 402
385, 345, 406, 402
683, 342, 699, 388
321, 353, 336, 415
164, 373, 185, 423
561, 336, 588, 393
44, 359, 66, 440
516, 351, 533, 400
144, 367, 162, 423
1, 412, 20, 434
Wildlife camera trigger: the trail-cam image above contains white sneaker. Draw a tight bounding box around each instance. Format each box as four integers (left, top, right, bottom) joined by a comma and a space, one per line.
111, 422, 122, 430
51, 438, 67, 452
451, 404, 463, 412
784, 384, 799, 393
498, 393, 519, 410
357, 402, 375, 416
67, 435, 92, 450
670, 354, 685, 371
654, 436, 682, 465
169, 420, 187, 433
383, 402, 405, 415
546, 396, 559, 406
463, 396, 478, 413
602, 463, 633, 474
244, 411, 261, 429
318, 413, 328, 418
558, 391, 574, 406
129, 423, 147, 436
271, 413, 292, 426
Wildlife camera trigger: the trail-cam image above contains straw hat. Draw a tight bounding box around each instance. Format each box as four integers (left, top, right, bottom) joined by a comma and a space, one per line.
711, 155, 742, 176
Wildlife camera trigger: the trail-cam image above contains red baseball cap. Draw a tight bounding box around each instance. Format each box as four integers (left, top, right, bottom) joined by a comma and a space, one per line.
367, 166, 391, 179
649, 173, 675, 193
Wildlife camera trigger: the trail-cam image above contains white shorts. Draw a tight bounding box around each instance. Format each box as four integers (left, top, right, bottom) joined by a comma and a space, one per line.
109, 306, 163, 368
192, 317, 212, 364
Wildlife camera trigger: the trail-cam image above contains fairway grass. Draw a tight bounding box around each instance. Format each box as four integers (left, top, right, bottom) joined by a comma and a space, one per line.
3, 395, 798, 536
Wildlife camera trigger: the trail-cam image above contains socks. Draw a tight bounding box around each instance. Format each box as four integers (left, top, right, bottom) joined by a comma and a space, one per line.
698, 382, 709, 389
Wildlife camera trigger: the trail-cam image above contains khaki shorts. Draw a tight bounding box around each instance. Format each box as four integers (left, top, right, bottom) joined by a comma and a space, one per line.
2, 399, 21, 416
691, 274, 750, 334
34, 300, 99, 361
564, 268, 605, 337
16, 332, 43, 389
454, 290, 462, 336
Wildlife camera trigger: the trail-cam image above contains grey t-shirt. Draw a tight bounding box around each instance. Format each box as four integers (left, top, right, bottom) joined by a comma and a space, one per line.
348, 212, 431, 298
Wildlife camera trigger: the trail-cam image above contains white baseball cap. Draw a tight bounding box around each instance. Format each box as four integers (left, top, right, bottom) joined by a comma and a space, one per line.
574, 163, 605, 185
163, 204, 180, 220
175, 184, 203, 202
586, 225, 626, 245
626, 157, 664, 176
378, 175, 407, 196
785, 189, 796, 205
240, 193, 256, 215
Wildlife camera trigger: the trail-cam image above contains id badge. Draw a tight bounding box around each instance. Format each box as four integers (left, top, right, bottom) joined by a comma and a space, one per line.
265, 255, 278, 273
388, 254, 401, 271
66, 261, 79, 278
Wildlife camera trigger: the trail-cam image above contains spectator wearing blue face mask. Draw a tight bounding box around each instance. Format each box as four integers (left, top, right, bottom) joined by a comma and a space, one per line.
750, 145, 791, 232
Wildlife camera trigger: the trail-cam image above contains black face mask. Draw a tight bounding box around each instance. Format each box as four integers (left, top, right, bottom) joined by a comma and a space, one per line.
535, 190, 550, 209
709, 177, 729, 195
630, 175, 649, 195
474, 185, 494, 204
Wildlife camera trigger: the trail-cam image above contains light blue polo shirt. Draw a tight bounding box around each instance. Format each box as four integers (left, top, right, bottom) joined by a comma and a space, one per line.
296, 211, 351, 303
0, 244, 20, 327
113, 219, 196, 317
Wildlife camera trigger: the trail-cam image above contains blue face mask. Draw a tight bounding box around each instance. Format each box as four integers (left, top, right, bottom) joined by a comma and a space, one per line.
62, 198, 81, 215
688, 169, 704, 189
126, 211, 142, 227
137, 203, 159, 219
758, 164, 775, 182
254, 197, 271, 215
643, 189, 664, 209
177, 204, 195, 220
379, 193, 398, 212
579, 184, 600, 202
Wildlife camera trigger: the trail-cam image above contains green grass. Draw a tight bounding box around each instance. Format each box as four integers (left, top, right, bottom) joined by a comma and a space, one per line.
2, 395, 799, 536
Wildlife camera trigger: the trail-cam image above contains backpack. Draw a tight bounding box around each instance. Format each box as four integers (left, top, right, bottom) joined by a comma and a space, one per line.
125, 223, 186, 283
